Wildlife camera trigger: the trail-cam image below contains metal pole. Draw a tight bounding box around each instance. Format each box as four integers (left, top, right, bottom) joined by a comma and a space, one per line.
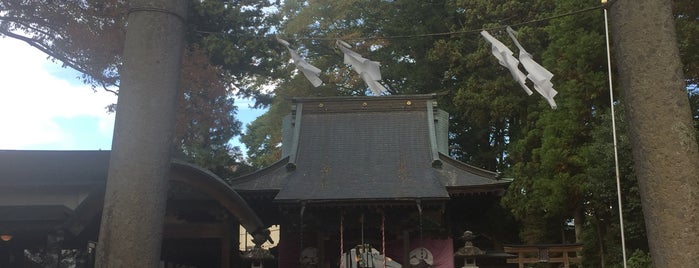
603, 6, 628, 267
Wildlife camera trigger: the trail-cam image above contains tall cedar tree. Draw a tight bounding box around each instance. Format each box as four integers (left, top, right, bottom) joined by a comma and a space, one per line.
609, 0, 699, 266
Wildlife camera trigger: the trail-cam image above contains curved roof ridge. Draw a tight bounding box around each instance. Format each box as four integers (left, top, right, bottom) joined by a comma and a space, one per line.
228, 156, 290, 185
228, 156, 291, 191
437, 153, 499, 180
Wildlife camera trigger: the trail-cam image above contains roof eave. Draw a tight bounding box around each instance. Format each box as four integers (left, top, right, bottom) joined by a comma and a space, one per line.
446, 183, 510, 197
228, 156, 291, 188
274, 197, 450, 208
438, 153, 500, 179
290, 92, 448, 104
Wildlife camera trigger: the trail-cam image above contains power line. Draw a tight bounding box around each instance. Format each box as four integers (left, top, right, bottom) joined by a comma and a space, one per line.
275, 4, 604, 42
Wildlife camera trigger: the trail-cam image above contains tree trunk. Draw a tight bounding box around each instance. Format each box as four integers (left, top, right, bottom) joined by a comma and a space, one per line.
608, 1, 699, 267
573, 207, 583, 243
597, 222, 606, 268
95, 0, 186, 267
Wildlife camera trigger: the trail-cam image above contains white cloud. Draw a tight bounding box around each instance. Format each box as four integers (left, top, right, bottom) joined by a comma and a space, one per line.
0, 37, 117, 150
0, 37, 269, 153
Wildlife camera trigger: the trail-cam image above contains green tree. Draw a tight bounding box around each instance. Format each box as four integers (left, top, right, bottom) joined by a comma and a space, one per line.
503, 0, 609, 244
429, 0, 551, 171
579, 108, 647, 267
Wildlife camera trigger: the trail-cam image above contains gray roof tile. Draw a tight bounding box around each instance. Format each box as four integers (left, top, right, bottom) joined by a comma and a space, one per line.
274, 110, 449, 201
229, 95, 509, 203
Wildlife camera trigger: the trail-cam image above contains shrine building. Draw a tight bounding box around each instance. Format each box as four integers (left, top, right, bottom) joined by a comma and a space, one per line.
230, 94, 512, 268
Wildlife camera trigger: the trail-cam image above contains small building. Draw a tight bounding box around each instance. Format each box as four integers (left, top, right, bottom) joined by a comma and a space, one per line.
230, 94, 512, 268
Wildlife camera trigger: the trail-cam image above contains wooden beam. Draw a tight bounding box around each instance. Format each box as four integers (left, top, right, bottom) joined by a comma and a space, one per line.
221, 218, 231, 268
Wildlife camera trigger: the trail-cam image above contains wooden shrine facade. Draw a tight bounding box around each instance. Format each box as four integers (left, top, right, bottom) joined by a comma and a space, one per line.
230, 94, 514, 268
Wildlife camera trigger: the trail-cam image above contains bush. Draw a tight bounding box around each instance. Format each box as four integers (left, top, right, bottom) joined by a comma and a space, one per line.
626, 249, 652, 268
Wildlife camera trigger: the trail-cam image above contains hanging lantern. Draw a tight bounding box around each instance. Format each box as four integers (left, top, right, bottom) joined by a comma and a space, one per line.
0, 234, 12, 242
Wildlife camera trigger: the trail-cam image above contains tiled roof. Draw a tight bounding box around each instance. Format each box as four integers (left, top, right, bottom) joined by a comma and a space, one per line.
274, 109, 450, 202
0, 150, 267, 235
0, 150, 110, 187
231, 157, 291, 192
229, 94, 509, 203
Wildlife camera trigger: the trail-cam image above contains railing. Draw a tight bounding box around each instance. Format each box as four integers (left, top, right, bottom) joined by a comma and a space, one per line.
503, 244, 582, 268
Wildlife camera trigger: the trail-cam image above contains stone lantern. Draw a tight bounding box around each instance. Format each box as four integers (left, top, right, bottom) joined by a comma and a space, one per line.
453, 231, 484, 268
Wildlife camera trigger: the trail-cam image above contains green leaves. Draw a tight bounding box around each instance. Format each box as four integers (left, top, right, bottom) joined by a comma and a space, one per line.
240, 3, 696, 265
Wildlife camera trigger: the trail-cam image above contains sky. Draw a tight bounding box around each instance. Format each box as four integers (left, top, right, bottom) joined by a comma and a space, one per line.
0, 37, 265, 153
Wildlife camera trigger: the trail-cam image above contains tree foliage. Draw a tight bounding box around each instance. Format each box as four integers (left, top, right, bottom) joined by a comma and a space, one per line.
0, 0, 125, 90
242, 0, 699, 266
175, 45, 243, 177
0, 0, 284, 176
503, 0, 609, 244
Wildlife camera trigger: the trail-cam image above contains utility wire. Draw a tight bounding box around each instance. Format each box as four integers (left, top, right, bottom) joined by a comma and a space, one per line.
262, 4, 605, 42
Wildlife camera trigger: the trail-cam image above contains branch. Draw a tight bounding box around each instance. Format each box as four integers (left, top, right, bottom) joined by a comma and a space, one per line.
0, 29, 119, 92
0, 15, 65, 38
102, 83, 119, 95
1, 29, 79, 72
